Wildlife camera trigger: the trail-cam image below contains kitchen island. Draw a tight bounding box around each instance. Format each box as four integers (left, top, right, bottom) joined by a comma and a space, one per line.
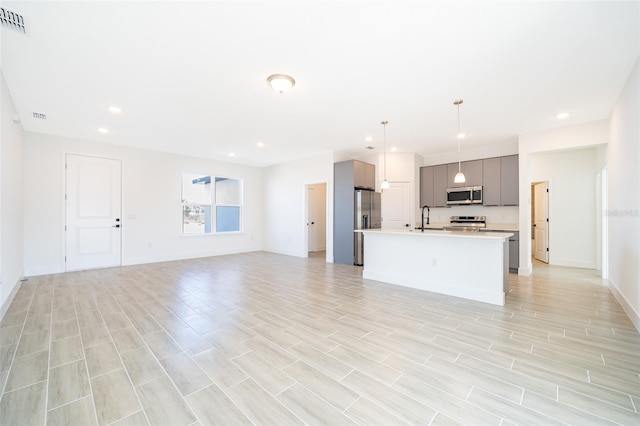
357, 229, 512, 305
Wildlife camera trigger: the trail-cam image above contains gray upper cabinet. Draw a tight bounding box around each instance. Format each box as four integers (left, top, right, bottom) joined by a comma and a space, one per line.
419, 164, 448, 207
482, 157, 501, 206
447, 159, 483, 187
500, 155, 519, 205
420, 155, 518, 207
433, 164, 449, 207
419, 166, 434, 208
353, 160, 375, 190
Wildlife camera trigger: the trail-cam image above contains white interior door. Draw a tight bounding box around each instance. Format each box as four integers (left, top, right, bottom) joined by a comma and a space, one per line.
307, 183, 326, 252
534, 182, 549, 263
66, 154, 122, 271
382, 182, 412, 229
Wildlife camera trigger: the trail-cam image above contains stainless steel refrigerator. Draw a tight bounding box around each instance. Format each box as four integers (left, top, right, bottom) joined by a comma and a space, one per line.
354, 189, 381, 265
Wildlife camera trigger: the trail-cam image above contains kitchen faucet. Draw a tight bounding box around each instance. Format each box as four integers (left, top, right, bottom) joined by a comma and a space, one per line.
421, 205, 430, 231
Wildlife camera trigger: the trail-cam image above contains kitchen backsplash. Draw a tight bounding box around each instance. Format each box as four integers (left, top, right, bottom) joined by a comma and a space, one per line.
425, 205, 519, 224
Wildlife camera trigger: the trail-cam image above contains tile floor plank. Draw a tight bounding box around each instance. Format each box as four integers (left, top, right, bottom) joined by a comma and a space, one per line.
135, 376, 197, 425
0, 381, 47, 426
185, 383, 253, 426
226, 378, 303, 425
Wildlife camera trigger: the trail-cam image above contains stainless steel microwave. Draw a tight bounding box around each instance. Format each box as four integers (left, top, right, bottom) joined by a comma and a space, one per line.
446, 186, 483, 205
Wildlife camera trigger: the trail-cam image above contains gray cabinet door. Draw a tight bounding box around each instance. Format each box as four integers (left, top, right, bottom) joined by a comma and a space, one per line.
364, 162, 376, 189
501, 155, 519, 205
353, 160, 375, 190
482, 157, 501, 206
447, 160, 482, 187
419, 166, 434, 208
463, 160, 483, 187
433, 164, 448, 207
508, 231, 519, 271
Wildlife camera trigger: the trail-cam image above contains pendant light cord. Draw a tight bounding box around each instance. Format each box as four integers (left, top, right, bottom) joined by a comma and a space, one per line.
382, 120, 388, 181
456, 101, 462, 173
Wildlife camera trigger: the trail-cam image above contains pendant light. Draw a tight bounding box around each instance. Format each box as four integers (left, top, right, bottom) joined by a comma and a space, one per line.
453, 99, 466, 184
380, 120, 390, 189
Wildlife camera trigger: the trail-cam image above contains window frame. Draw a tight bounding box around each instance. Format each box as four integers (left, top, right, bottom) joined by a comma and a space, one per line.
181, 172, 243, 236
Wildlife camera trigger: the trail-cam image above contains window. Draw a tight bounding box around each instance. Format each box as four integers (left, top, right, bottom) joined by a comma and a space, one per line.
181, 173, 242, 234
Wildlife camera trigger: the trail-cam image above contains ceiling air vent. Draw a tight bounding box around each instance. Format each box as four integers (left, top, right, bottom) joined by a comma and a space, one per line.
33, 112, 47, 120
0, 7, 27, 34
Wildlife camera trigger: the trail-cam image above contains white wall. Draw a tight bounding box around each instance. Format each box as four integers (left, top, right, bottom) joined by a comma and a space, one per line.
518, 120, 609, 275
1, 72, 24, 316
23, 132, 263, 276
607, 56, 640, 331
262, 152, 334, 260
530, 147, 600, 269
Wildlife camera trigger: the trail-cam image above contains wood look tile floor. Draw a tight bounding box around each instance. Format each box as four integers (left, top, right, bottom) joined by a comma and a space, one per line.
1, 251, 639, 425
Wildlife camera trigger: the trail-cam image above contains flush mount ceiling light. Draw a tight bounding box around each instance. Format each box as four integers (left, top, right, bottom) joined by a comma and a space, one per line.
267, 74, 295, 93
108, 106, 122, 114
453, 99, 466, 184
381, 120, 390, 190
97, 127, 109, 134
556, 112, 570, 119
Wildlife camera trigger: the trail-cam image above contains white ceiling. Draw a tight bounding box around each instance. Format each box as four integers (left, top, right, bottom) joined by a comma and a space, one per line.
2, 1, 639, 167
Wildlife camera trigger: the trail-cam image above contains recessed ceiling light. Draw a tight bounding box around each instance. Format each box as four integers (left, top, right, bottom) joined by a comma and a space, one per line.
108, 106, 122, 114
257, 142, 264, 148
391, 146, 398, 152
556, 112, 570, 119
228, 152, 235, 157
365, 136, 373, 142
97, 127, 108, 134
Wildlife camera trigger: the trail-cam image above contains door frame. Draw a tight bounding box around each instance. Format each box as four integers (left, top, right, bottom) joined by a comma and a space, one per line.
303, 181, 328, 259
531, 180, 550, 265
65, 153, 123, 271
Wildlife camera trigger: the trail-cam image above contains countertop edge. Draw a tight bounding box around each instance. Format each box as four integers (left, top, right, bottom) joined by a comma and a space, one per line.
356, 229, 513, 240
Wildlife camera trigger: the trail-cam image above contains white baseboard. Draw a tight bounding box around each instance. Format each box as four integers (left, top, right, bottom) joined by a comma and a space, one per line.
518, 263, 532, 276
24, 264, 65, 277
0, 278, 23, 320
608, 278, 640, 333
551, 258, 597, 269
123, 247, 260, 266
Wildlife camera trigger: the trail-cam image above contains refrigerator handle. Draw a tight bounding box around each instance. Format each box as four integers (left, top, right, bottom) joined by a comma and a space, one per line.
363, 214, 369, 229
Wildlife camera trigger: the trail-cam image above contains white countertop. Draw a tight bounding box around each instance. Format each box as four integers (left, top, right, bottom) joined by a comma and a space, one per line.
357, 228, 512, 240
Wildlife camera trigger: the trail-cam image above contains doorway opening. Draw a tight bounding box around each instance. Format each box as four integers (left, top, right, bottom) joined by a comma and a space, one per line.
531, 181, 549, 264
305, 183, 327, 257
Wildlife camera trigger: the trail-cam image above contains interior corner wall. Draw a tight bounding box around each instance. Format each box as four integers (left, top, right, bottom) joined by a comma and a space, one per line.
22, 132, 263, 276
1, 71, 24, 317
607, 55, 640, 331
262, 152, 334, 261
